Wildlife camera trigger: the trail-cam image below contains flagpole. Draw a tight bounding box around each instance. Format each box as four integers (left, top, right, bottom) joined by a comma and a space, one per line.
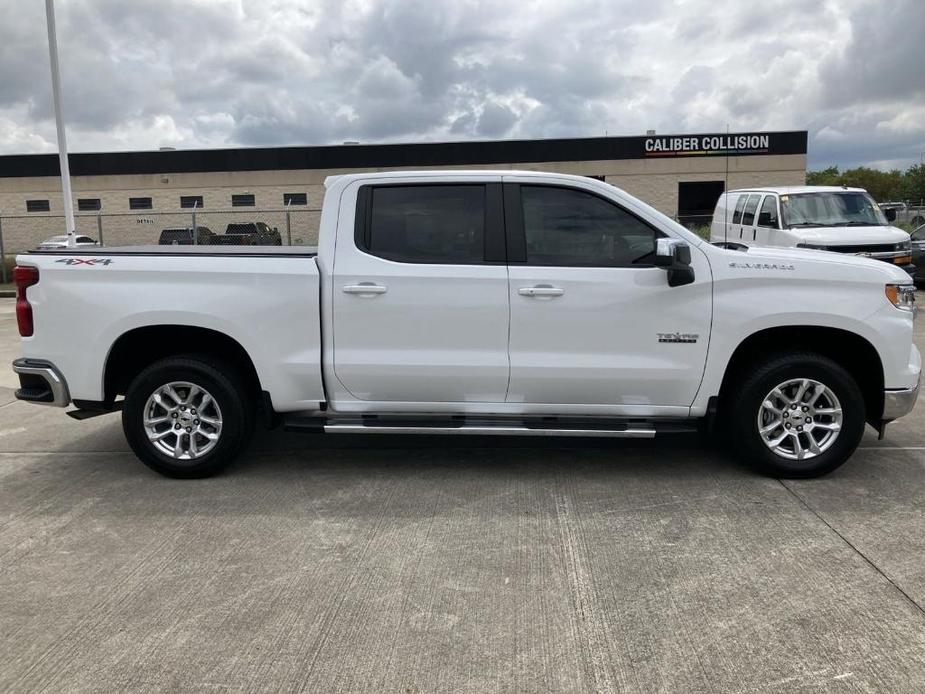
44, 0, 76, 248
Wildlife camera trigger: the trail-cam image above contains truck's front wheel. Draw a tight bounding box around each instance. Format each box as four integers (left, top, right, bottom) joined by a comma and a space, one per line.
728, 353, 866, 478
122, 355, 254, 478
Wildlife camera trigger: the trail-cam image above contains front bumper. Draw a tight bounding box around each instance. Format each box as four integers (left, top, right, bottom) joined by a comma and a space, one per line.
883, 377, 920, 421
12, 359, 70, 407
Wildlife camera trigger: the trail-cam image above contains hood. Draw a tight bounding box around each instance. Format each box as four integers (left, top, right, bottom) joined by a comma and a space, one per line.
793, 225, 910, 247
720, 245, 912, 283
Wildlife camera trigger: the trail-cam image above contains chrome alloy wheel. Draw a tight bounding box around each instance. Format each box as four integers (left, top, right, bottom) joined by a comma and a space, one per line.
143, 381, 223, 460
757, 378, 843, 461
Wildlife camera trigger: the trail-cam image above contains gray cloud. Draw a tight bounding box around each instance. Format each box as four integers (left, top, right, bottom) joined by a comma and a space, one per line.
0, 0, 923, 169
820, 1, 925, 107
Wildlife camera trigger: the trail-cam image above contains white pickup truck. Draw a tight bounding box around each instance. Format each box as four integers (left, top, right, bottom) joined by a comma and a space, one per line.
11, 171, 921, 479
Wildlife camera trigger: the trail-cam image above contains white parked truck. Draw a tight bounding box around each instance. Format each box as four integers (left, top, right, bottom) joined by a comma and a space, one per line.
12, 171, 921, 478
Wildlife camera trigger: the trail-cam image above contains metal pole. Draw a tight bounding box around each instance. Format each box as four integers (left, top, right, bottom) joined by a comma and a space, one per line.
285, 200, 292, 246
44, 0, 76, 248
192, 200, 198, 245
0, 212, 6, 285
96, 209, 104, 246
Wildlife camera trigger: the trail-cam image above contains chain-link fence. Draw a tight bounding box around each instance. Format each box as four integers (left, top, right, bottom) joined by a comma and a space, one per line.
0, 204, 322, 269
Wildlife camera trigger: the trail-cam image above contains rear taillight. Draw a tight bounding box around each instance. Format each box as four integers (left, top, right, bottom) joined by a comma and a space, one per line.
13, 266, 39, 337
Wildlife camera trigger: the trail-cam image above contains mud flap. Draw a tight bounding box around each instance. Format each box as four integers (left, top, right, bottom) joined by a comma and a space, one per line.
875, 420, 889, 440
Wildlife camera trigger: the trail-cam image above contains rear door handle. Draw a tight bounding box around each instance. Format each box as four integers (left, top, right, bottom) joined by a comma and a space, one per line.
342, 283, 387, 295
518, 286, 564, 297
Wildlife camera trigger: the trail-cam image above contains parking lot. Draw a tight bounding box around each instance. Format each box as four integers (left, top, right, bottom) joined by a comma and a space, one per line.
1, 298, 924, 693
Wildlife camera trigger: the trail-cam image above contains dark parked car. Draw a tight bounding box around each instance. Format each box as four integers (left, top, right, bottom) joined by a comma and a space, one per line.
158, 226, 214, 245
911, 224, 925, 285
210, 222, 282, 246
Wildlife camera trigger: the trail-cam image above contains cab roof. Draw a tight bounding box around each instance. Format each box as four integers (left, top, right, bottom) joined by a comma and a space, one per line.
324, 169, 601, 188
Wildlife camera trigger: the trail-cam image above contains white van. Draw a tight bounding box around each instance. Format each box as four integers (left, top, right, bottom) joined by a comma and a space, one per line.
710, 186, 913, 274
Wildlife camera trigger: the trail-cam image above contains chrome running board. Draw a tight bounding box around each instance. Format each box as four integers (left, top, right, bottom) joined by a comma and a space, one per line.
321, 423, 656, 438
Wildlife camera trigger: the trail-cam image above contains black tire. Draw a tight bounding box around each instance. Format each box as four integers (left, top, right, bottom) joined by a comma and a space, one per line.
122, 355, 254, 478
727, 352, 866, 478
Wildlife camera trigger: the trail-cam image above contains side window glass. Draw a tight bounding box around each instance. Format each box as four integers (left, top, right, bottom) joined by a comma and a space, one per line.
757, 196, 779, 228
912, 227, 925, 241
732, 196, 746, 224
520, 185, 657, 267
742, 195, 760, 226
364, 185, 485, 264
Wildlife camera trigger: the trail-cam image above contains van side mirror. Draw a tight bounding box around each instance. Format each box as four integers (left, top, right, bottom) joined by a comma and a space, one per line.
885, 208, 897, 222
758, 211, 777, 228
654, 238, 695, 287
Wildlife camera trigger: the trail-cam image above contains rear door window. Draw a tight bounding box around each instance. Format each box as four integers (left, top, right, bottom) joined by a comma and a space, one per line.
360, 185, 487, 264
732, 196, 746, 224
742, 195, 760, 226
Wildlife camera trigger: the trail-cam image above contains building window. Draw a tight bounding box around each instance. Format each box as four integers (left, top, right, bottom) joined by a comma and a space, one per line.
232, 194, 255, 207
26, 199, 50, 212
283, 192, 307, 206
677, 181, 725, 227
129, 197, 153, 210
77, 198, 101, 211
180, 195, 204, 209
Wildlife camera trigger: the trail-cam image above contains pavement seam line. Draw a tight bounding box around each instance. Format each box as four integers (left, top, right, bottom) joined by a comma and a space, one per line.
777, 479, 925, 619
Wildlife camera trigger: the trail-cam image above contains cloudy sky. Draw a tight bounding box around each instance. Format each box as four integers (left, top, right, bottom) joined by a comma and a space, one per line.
0, 0, 923, 170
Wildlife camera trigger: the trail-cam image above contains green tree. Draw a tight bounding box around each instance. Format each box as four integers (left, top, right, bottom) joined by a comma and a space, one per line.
805, 165, 906, 201
806, 166, 839, 186
837, 167, 904, 202
901, 164, 925, 205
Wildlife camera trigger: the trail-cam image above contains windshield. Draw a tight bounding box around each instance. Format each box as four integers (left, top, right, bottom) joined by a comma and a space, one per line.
780, 192, 888, 228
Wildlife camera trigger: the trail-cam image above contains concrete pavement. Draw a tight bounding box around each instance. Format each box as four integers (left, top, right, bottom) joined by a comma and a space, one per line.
1, 298, 924, 693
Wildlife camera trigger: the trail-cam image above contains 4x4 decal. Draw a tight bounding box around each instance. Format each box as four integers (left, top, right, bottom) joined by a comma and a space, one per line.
55, 258, 113, 266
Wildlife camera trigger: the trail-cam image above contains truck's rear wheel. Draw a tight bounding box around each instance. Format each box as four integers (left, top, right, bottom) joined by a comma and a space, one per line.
728, 353, 866, 478
122, 355, 254, 478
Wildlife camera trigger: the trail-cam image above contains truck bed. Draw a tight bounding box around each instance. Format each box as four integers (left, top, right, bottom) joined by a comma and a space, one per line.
28, 245, 318, 257
16, 247, 325, 412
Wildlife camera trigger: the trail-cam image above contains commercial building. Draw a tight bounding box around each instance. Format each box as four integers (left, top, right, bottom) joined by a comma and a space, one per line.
0, 130, 807, 251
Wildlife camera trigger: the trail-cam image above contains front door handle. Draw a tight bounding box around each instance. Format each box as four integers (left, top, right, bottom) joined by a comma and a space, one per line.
518, 286, 564, 297
343, 283, 387, 295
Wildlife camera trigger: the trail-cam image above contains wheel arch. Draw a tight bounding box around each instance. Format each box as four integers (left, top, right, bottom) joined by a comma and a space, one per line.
718, 325, 884, 422
103, 325, 262, 404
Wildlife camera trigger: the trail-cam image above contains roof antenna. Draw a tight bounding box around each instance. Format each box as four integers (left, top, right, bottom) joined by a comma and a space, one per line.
723, 123, 730, 248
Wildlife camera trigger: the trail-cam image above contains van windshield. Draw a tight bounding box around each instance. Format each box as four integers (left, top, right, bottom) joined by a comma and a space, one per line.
780, 192, 887, 228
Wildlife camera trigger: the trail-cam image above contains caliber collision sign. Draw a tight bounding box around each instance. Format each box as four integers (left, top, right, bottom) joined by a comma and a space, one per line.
644, 133, 772, 157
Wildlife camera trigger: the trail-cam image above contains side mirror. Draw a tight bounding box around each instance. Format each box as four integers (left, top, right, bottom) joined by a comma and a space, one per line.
654, 238, 695, 287
885, 208, 897, 222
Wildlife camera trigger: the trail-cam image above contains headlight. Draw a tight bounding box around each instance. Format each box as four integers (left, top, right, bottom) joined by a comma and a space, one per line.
885, 283, 917, 314
897, 241, 912, 252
